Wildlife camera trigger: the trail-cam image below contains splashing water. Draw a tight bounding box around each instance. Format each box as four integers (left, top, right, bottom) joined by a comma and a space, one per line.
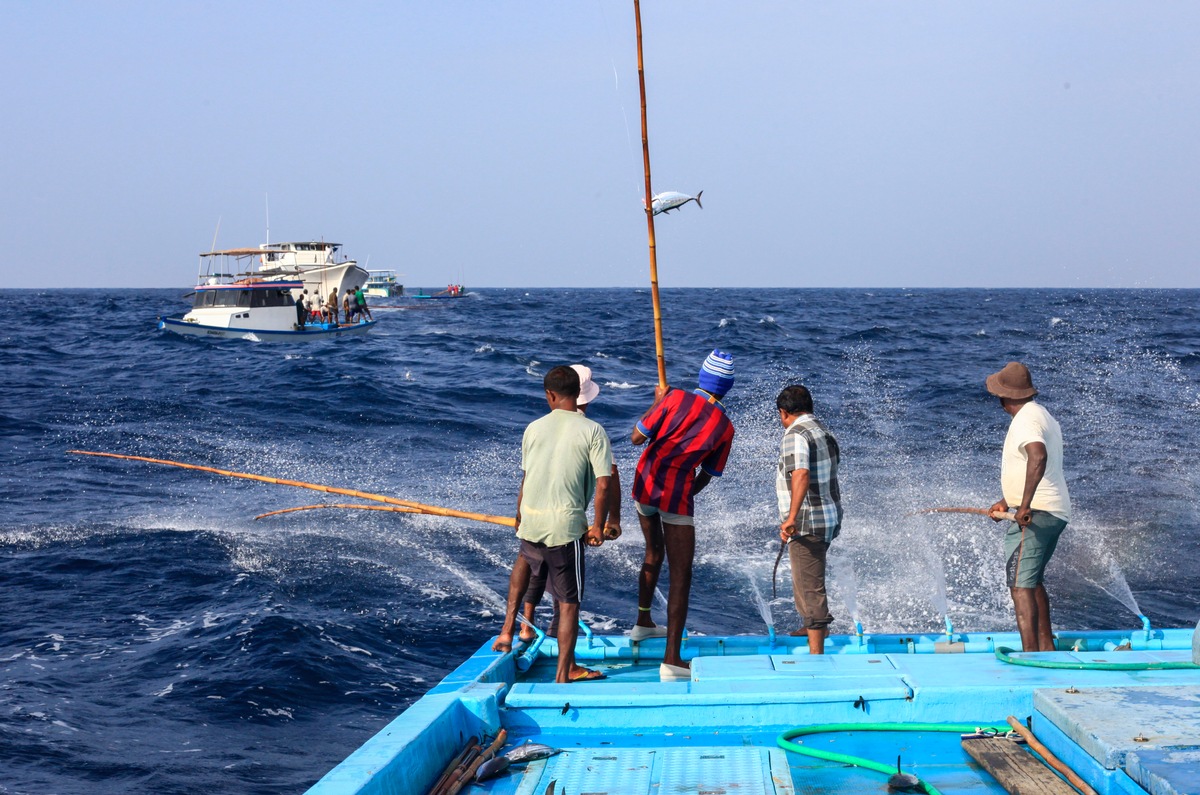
748, 574, 773, 633
1082, 559, 1144, 621
829, 549, 862, 628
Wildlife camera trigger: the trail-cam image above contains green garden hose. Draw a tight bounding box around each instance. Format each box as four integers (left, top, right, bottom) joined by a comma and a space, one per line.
776, 722, 1011, 795
995, 646, 1200, 670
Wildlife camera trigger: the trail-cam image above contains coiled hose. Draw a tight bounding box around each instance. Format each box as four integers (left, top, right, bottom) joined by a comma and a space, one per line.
776, 722, 1011, 795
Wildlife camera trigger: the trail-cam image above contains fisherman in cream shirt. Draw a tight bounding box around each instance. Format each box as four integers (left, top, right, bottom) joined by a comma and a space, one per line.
986, 362, 1071, 652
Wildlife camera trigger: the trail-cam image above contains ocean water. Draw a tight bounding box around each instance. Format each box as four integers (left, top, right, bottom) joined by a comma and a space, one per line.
2, 287, 1199, 793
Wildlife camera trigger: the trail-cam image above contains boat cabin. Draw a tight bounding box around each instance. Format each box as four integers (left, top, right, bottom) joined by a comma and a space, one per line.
258, 241, 347, 269
191, 283, 297, 310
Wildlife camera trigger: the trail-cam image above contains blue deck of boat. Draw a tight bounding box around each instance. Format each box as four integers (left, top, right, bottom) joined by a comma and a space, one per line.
307, 628, 1200, 795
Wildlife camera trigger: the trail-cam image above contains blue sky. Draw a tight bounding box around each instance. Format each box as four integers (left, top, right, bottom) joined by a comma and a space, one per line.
3, 2, 1198, 288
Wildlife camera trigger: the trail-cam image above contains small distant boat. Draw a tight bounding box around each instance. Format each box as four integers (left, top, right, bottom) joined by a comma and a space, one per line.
364, 269, 404, 298
158, 250, 376, 341
409, 284, 467, 300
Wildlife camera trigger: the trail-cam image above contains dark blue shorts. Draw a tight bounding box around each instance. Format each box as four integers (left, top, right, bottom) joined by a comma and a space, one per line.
519, 538, 584, 605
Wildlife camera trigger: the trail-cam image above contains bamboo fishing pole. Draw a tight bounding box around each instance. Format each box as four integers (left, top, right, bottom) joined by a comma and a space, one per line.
67, 450, 517, 528
634, 0, 668, 390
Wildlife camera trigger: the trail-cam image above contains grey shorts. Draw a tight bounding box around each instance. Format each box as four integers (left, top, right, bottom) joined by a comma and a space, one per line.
634, 501, 694, 527
1004, 511, 1068, 588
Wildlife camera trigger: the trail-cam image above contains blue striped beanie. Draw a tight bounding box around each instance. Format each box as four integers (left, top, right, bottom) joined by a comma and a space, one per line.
697, 349, 735, 397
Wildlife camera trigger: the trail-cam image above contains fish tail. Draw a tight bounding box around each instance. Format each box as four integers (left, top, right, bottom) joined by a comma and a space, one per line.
695, 190, 703, 209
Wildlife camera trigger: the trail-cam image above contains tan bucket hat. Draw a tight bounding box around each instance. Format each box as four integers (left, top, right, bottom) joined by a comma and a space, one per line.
986, 361, 1038, 399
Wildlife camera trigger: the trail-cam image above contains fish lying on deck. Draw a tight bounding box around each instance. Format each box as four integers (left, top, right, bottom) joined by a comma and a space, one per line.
650, 190, 703, 215
504, 742, 562, 764
474, 756, 510, 782
475, 741, 562, 783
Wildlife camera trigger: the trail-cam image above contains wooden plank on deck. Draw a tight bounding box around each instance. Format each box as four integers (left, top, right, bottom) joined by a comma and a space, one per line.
962, 736, 1077, 795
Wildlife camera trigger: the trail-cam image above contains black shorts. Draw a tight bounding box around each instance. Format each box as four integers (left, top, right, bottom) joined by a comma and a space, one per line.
519, 538, 584, 605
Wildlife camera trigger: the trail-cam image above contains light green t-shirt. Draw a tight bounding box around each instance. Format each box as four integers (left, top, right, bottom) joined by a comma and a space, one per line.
518, 409, 613, 547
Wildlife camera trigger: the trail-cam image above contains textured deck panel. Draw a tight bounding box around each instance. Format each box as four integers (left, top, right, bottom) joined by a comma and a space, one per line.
892, 651, 1200, 692
691, 654, 897, 682
1035, 685, 1200, 770
1035, 685, 1200, 795
1126, 748, 1200, 795
516, 747, 794, 795
527, 748, 655, 795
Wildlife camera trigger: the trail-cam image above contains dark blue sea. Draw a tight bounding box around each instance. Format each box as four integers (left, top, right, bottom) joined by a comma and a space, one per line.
3, 287, 1199, 793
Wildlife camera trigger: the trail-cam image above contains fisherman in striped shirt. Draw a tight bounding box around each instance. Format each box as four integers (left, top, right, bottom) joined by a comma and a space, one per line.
776, 384, 843, 654
630, 350, 736, 681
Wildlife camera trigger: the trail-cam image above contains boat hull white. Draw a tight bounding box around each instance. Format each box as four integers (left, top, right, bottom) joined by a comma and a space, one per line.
263, 261, 369, 303
159, 316, 375, 342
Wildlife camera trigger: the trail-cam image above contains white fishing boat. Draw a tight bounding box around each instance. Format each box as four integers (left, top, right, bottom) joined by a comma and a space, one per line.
253, 241, 369, 300
158, 250, 376, 341
364, 269, 404, 298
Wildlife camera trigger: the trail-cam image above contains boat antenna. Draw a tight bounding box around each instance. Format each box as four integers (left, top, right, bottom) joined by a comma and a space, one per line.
634, 0, 667, 389
264, 193, 270, 245
210, 216, 221, 253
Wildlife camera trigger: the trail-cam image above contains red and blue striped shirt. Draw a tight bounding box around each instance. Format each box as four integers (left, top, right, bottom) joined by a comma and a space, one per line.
631, 388, 735, 517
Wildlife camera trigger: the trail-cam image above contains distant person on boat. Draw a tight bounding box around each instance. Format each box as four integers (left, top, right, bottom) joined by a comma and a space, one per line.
342, 292, 353, 323
775, 384, 842, 654
493, 365, 613, 683
985, 362, 1071, 653
295, 290, 307, 328
630, 350, 736, 681
510, 365, 622, 645
354, 286, 372, 320
326, 288, 339, 325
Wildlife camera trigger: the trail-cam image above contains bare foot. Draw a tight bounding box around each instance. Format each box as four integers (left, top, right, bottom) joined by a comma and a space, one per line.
491, 634, 513, 653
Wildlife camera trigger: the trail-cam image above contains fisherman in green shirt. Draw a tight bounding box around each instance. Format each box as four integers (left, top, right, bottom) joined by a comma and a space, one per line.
493, 365, 612, 682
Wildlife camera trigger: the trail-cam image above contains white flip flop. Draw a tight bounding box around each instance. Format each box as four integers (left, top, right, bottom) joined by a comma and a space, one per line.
630, 624, 668, 642
659, 662, 690, 681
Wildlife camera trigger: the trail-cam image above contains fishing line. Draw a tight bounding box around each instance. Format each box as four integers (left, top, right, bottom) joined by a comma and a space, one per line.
594, 0, 644, 204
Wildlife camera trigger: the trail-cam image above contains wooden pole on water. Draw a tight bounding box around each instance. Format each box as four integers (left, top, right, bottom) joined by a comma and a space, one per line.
634, 0, 668, 390
68, 450, 517, 528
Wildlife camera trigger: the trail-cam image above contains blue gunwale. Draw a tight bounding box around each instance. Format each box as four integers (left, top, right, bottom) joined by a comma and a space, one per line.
306, 627, 1200, 795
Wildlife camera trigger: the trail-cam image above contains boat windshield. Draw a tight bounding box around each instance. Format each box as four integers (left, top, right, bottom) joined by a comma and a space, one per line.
192, 288, 296, 309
